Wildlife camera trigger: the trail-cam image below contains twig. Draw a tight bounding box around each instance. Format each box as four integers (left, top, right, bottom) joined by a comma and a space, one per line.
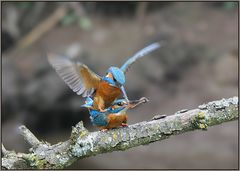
19, 125, 41, 147
2, 144, 8, 156
16, 6, 67, 49
68, 2, 86, 17
136, 2, 149, 22
1, 97, 238, 169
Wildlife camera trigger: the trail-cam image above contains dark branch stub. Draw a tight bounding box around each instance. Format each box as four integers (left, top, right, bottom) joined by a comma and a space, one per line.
151, 114, 167, 120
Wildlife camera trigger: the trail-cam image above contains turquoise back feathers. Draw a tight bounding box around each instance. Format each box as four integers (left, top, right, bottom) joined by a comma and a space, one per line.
107, 67, 125, 85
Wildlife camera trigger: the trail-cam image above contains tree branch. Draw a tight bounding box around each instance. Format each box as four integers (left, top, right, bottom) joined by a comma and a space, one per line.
19, 126, 41, 147
2, 97, 238, 169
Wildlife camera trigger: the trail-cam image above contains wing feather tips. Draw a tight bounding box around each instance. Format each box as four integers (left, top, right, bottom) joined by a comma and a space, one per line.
47, 53, 87, 96
120, 42, 161, 73
47, 53, 100, 97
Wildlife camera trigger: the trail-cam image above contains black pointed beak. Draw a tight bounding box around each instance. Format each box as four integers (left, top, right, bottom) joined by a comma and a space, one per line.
128, 97, 149, 108
129, 97, 149, 104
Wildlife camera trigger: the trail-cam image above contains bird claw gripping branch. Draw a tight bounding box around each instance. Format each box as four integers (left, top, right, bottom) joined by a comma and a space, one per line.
48, 42, 160, 130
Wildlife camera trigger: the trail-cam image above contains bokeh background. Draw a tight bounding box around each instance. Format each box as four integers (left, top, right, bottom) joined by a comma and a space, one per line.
2, 1, 238, 169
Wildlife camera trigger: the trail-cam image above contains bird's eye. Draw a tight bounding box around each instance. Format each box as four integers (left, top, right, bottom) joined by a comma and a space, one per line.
117, 102, 122, 106
113, 77, 117, 82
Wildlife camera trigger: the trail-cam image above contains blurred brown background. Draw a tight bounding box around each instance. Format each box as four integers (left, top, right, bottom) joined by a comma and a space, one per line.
1, 1, 238, 169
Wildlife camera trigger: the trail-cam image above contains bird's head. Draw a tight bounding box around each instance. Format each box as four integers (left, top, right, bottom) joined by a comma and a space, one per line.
110, 98, 148, 112
106, 67, 125, 85
111, 99, 128, 108
108, 99, 129, 114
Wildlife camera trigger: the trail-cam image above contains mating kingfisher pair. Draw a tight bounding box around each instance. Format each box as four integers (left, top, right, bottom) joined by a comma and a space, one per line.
48, 42, 161, 131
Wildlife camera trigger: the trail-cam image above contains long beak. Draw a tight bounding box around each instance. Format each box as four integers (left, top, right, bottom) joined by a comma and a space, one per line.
120, 86, 129, 102
129, 97, 149, 104
127, 97, 149, 109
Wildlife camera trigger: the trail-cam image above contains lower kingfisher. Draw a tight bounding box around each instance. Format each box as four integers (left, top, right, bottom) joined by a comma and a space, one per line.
48, 42, 160, 111
82, 97, 148, 131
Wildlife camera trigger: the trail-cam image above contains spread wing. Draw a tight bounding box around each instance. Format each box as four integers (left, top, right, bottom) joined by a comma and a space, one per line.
48, 53, 101, 97
120, 42, 161, 74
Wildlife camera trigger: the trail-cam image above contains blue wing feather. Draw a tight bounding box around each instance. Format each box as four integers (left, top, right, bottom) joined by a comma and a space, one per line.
120, 42, 161, 74
90, 114, 108, 126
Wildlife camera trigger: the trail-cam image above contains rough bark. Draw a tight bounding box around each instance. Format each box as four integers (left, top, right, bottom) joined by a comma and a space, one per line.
1, 97, 238, 169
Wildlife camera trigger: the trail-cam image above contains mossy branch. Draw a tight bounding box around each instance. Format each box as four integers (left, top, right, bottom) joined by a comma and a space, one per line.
2, 97, 238, 169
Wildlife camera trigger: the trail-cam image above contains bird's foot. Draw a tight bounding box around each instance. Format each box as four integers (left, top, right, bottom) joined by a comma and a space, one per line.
100, 129, 108, 132
99, 108, 107, 113
121, 123, 128, 127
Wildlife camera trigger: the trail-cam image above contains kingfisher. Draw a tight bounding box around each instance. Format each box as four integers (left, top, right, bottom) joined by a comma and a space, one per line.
48, 42, 160, 112
82, 97, 148, 131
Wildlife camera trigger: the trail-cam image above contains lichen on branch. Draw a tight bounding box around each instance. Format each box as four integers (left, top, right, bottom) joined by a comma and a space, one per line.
1, 97, 238, 169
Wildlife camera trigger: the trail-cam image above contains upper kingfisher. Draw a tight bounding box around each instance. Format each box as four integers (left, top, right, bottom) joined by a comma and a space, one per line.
48, 42, 160, 112
82, 97, 148, 131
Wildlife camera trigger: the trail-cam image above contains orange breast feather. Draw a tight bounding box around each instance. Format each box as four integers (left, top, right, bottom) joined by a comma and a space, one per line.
93, 81, 121, 109
98, 113, 127, 130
